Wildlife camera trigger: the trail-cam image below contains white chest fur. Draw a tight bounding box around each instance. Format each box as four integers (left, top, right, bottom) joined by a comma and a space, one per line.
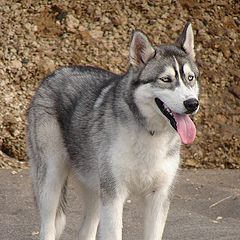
110, 125, 181, 195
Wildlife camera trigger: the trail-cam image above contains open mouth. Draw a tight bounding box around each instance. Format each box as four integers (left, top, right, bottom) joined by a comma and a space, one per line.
155, 98, 177, 131
154, 98, 196, 144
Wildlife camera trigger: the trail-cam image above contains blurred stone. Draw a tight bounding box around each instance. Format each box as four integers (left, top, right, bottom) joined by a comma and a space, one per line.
22, 58, 29, 64
51, 5, 67, 22
185, 159, 198, 168
111, 15, 128, 26
4, 94, 14, 104
40, 58, 55, 73
66, 14, 79, 32
229, 80, 240, 99
79, 30, 93, 42
10, 60, 22, 69
179, 0, 197, 9
89, 29, 104, 40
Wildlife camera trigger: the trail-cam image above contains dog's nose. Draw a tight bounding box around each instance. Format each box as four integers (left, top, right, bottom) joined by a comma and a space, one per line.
184, 98, 199, 113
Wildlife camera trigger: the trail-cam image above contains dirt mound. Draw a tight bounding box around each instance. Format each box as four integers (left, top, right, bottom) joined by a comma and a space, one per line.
0, 1, 239, 169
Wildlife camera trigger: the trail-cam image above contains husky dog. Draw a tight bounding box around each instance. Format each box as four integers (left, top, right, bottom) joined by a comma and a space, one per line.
27, 22, 200, 240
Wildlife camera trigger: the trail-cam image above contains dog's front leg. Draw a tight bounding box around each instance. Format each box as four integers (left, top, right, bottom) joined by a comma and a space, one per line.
143, 189, 170, 240
99, 189, 127, 240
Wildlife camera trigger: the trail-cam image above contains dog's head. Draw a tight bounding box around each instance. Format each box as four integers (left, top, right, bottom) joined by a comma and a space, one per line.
130, 23, 200, 144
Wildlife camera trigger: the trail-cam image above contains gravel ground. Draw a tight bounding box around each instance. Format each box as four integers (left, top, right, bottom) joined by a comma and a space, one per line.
0, 0, 239, 169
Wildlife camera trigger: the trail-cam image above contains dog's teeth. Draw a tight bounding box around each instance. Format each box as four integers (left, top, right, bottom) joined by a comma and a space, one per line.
162, 103, 173, 116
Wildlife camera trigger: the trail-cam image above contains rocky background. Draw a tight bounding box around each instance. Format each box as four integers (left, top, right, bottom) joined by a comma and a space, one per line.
0, 0, 239, 169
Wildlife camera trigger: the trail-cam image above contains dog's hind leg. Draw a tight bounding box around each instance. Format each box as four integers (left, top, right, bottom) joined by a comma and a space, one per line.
78, 186, 100, 240
29, 116, 70, 240
39, 168, 69, 240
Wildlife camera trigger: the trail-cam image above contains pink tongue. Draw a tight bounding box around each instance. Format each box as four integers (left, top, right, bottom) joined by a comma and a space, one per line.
173, 113, 196, 144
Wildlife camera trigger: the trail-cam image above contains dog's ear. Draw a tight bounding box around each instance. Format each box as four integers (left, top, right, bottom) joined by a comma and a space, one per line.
176, 22, 195, 60
129, 31, 155, 68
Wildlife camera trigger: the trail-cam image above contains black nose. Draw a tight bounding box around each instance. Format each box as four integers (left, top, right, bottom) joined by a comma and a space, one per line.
183, 98, 199, 113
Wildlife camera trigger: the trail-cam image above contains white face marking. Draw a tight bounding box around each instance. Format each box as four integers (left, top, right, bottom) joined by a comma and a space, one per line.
173, 56, 184, 86
182, 63, 199, 97
193, 81, 200, 96
159, 66, 175, 78
183, 63, 194, 78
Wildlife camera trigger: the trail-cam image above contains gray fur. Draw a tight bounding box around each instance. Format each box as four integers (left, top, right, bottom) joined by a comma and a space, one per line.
27, 23, 200, 240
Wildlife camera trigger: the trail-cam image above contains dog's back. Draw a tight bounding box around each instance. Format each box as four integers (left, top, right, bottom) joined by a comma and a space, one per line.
28, 66, 117, 125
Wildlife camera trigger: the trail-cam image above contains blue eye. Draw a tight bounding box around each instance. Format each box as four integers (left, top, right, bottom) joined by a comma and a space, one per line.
188, 75, 194, 81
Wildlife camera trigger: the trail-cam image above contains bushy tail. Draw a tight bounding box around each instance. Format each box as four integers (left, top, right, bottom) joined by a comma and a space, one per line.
27, 105, 70, 239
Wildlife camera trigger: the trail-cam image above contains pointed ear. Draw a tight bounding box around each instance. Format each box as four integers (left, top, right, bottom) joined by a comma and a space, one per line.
176, 22, 195, 59
129, 31, 155, 68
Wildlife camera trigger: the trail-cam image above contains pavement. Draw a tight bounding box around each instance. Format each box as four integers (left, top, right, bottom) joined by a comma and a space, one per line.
1, 169, 240, 240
